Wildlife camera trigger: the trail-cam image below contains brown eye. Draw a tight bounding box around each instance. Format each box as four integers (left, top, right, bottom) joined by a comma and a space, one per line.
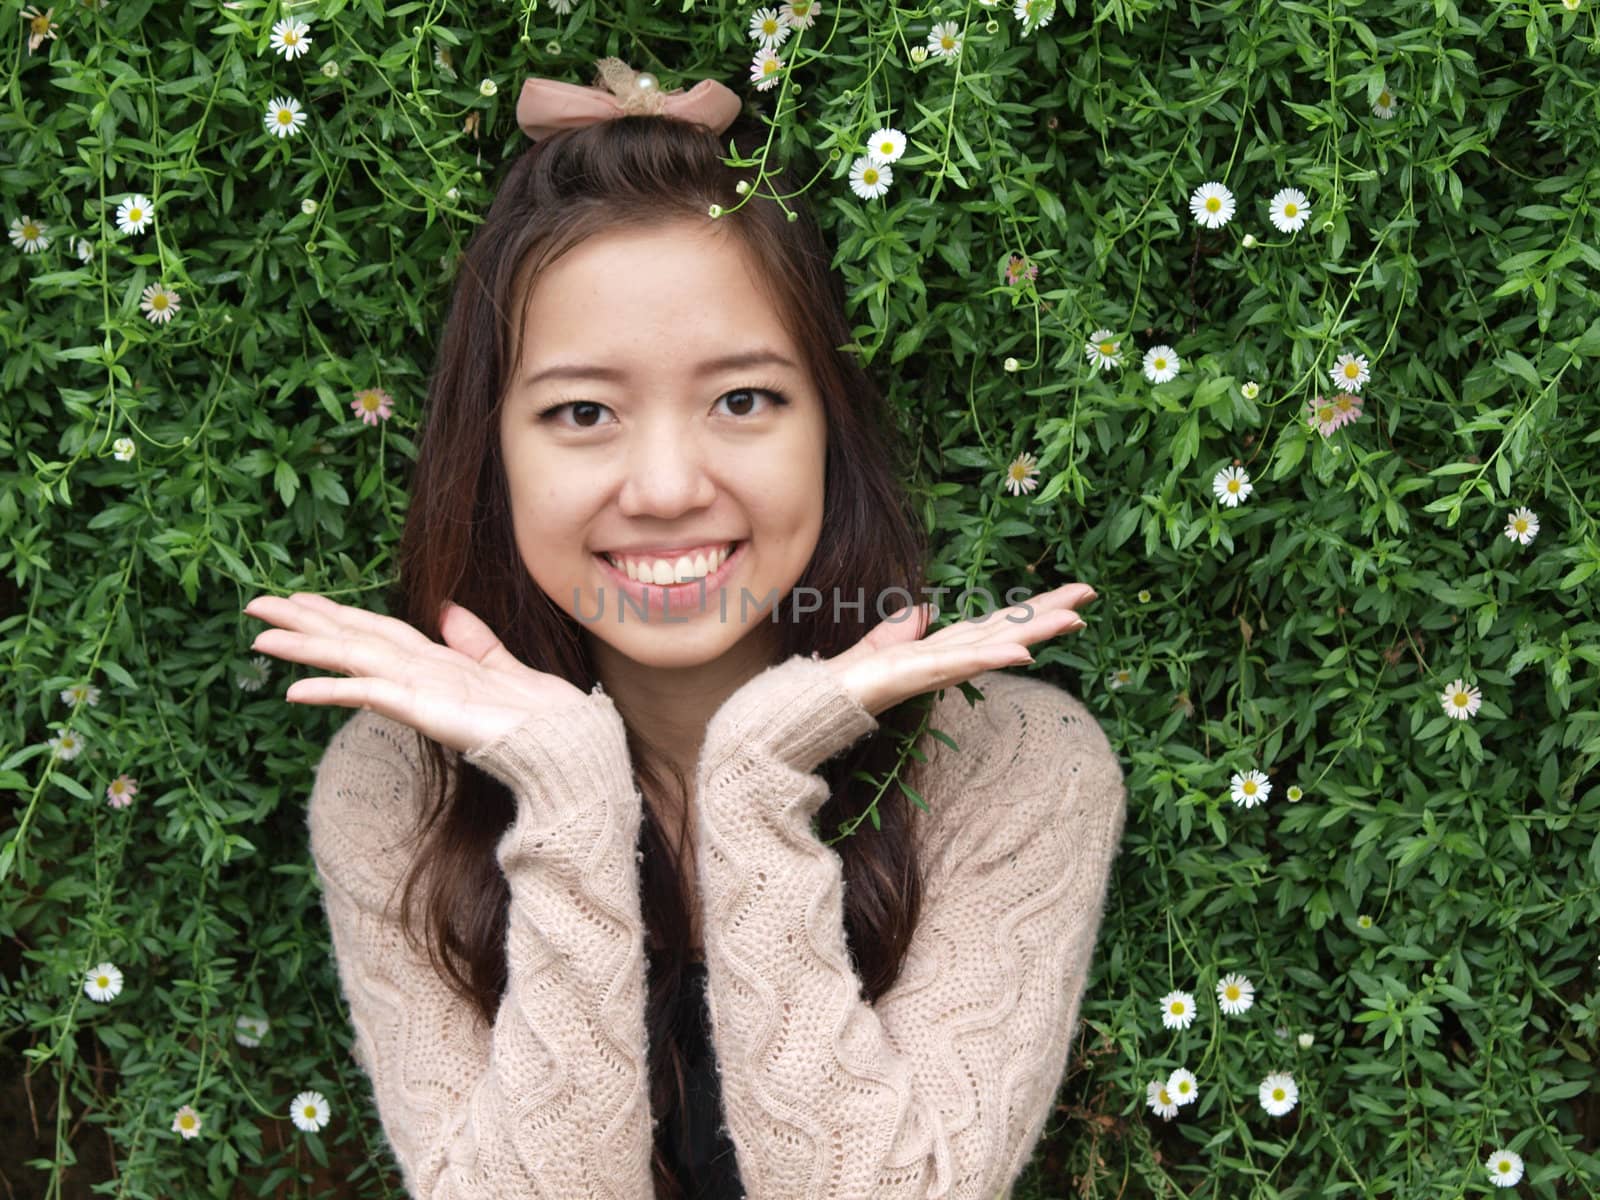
716, 388, 787, 417
571, 402, 604, 427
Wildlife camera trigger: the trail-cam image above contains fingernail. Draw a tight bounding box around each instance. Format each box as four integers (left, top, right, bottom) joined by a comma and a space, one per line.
1081, 589, 1098, 604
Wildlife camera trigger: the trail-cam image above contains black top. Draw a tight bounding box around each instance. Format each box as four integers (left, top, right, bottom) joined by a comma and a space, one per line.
658, 961, 745, 1199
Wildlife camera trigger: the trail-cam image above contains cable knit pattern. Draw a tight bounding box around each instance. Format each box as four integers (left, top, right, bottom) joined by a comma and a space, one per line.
308, 693, 656, 1199
695, 656, 1127, 1199
308, 656, 1126, 1200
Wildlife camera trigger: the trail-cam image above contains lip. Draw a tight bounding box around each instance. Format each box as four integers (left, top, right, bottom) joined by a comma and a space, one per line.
598, 540, 735, 559
593, 540, 746, 618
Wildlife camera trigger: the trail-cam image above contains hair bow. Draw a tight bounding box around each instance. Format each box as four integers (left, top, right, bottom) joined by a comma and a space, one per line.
516, 57, 742, 142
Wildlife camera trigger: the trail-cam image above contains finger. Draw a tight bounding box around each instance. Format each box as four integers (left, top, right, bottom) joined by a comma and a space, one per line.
251, 628, 419, 683
928, 602, 1085, 647
437, 601, 525, 672
283, 674, 414, 715
283, 593, 437, 651
854, 602, 932, 654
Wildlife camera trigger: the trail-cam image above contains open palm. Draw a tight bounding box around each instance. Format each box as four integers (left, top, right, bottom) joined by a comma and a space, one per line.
821, 582, 1097, 716
242, 593, 586, 754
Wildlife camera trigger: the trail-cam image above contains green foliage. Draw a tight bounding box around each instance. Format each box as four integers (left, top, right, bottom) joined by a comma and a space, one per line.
3, 0, 1598, 1196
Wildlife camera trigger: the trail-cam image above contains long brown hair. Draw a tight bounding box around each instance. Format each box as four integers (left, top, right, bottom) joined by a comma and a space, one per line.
389, 104, 929, 1198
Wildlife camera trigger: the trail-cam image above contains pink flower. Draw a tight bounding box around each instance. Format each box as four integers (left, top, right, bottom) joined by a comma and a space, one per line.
105, 774, 139, 809
1329, 391, 1363, 430
351, 388, 393, 426
1002, 254, 1039, 286
1306, 393, 1361, 437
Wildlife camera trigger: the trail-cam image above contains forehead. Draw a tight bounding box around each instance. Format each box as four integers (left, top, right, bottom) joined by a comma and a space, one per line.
516, 222, 799, 370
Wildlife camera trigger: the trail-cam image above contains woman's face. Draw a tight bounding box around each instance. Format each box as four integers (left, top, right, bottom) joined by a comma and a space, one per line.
499, 220, 828, 672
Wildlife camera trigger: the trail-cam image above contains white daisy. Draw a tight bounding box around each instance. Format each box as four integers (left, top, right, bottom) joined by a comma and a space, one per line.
61, 682, 100, 706
1189, 181, 1235, 229
1503, 507, 1539, 546
1329, 351, 1370, 392
264, 96, 307, 138
749, 48, 784, 92
1159, 989, 1196, 1031
927, 21, 962, 57
1108, 668, 1132, 691
1084, 329, 1122, 372
172, 1105, 202, 1139
1440, 678, 1482, 720
848, 154, 892, 200
1241, 380, 1260, 399
477, 78, 497, 97
1012, 0, 1053, 34
1268, 187, 1310, 234
1372, 85, 1397, 119
84, 962, 123, 1002
48, 729, 85, 760
1484, 1148, 1524, 1188
1286, 784, 1304, 802
300, 197, 317, 215
1004, 452, 1040, 496
1212, 466, 1253, 507
116, 194, 153, 235
321, 60, 340, 78
1216, 972, 1255, 1014
865, 127, 906, 165
1258, 1072, 1298, 1116
547, 0, 575, 12
1166, 1067, 1199, 1107
112, 437, 136, 461
909, 45, 928, 64
236, 654, 272, 693
748, 7, 792, 49
433, 44, 455, 77
1297, 1032, 1314, 1049
75, 237, 92, 262
781, 0, 819, 29
9, 215, 49, 253
268, 17, 312, 61
1229, 770, 1270, 808
140, 284, 180, 324
1145, 1079, 1179, 1120
234, 1014, 270, 1047
1003, 356, 1020, 373
23, 5, 58, 53
1142, 344, 1180, 383
290, 1090, 331, 1132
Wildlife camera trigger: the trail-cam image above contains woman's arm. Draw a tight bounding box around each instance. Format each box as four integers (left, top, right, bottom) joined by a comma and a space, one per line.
309, 695, 655, 1200
693, 653, 1127, 1200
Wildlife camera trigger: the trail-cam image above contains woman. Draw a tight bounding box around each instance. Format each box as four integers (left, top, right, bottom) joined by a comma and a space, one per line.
244, 59, 1126, 1200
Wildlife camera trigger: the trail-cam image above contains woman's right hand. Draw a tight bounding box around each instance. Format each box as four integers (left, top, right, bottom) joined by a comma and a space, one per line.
242, 593, 587, 755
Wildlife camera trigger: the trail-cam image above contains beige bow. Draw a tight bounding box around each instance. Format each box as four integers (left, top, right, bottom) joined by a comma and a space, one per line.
516, 57, 742, 142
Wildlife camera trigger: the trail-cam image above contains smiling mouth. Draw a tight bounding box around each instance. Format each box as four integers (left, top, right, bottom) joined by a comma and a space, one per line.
597, 541, 743, 586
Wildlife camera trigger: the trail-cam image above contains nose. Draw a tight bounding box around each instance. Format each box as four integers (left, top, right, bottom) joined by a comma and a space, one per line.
615, 417, 717, 519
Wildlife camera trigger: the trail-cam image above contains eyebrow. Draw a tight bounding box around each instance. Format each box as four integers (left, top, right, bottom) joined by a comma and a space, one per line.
522, 349, 802, 389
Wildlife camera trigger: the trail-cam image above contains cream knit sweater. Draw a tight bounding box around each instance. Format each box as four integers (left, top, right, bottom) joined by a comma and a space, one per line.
308, 652, 1127, 1200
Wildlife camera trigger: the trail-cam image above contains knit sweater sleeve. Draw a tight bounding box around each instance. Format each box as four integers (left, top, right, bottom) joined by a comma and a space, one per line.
693, 654, 1128, 1200
306, 697, 655, 1200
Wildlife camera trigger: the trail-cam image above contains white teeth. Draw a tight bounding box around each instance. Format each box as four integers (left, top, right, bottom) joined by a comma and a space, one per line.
605, 543, 734, 585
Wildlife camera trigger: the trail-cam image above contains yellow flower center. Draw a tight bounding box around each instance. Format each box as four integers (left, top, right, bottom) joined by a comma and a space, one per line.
862, 167, 878, 183
179, 1115, 195, 1129
1227, 480, 1240, 493
1206, 197, 1220, 212
151, 294, 168, 309
879, 140, 894, 155
792, 1, 810, 13
32, 14, 50, 33
303, 1105, 317, 1118
1159, 1088, 1172, 1103
1099, 341, 1115, 354
1272, 1088, 1285, 1101
762, 59, 779, 75
1154, 357, 1167, 369
1379, 91, 1391, 105
278, 109, 294, 124
97, 975, 109, 987
1318, 405, 1335, 421
24, 222, 40, 238
1170, 1001, 1184, 1014
1454, 692, 1469, 706
763, 18, 778, 33
127, 207, 142, 222
1242, 782, 1256, 795
1497, 1160, 1510, 1171
941, 34, 956, 48
1284, 203, 1298, 217
1226, 984, 1241, 998
1344, 363, 1359, 378
1514, 519, 1527, 532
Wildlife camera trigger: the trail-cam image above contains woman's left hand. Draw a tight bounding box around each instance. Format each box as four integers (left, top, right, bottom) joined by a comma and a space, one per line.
820, 582, 1096, 717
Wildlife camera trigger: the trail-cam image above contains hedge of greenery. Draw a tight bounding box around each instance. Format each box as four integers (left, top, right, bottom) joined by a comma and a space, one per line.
4, 0, 1598, 1196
